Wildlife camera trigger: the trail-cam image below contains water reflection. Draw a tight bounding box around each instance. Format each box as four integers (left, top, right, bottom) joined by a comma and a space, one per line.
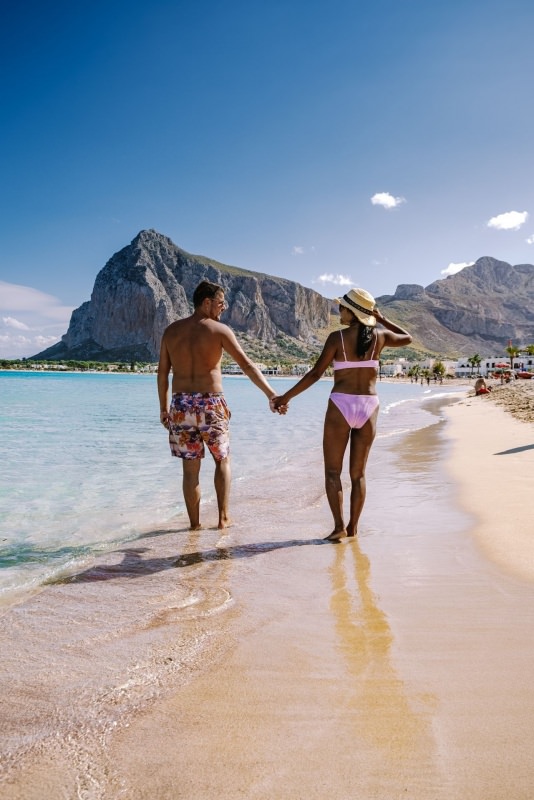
330, 539, 432, 757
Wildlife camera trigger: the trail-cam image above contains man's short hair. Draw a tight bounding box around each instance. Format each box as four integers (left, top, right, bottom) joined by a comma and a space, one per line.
193, 281, 224, 308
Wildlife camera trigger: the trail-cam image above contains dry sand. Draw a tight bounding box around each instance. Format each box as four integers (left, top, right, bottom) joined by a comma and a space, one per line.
447, 381, 534, 581
3, 384, 534, 800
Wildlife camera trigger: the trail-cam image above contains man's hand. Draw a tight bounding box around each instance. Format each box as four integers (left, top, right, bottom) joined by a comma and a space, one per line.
160, 410, 170, 428
270, 396, 289, 415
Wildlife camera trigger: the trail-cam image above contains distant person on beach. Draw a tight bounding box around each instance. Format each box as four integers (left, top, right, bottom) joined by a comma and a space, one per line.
474, 378, 492, 395
272, 288, 412, 541
157, 280, 283, 530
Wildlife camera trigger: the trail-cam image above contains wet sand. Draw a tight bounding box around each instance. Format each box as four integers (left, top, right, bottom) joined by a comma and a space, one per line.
2, 389, 534, 799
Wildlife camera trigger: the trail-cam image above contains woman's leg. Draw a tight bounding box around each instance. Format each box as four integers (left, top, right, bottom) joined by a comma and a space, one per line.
347, 409, 378, 536
323, 401, 351, 540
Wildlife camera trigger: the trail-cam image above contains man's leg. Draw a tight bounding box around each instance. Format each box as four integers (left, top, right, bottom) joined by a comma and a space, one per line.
214, 456, 232, 529
182, 459, 202, 530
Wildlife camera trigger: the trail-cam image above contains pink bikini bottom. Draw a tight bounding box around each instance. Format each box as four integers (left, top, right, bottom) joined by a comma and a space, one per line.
329, 393, 379, 429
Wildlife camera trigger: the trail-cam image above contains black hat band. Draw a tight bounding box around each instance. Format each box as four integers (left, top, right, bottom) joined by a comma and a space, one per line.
342, 295, 374, 316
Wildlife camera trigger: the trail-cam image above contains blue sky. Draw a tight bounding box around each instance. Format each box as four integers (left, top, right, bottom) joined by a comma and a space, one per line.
1, 0, 534, 358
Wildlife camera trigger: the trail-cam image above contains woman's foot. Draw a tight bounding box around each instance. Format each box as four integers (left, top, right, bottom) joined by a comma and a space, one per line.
324, 527, 347, 542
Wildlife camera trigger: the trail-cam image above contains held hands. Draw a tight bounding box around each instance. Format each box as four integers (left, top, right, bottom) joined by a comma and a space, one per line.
269, 396, 289, 415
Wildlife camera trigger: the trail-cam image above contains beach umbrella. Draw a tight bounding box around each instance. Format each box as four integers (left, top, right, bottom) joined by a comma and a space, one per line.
495, 362, 509, 368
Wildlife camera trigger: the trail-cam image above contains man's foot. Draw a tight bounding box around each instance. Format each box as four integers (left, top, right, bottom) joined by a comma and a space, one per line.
217, 516, 233, 530
346, 525, 357, 538
189, 523, 202, 531
324, 528, 347, 542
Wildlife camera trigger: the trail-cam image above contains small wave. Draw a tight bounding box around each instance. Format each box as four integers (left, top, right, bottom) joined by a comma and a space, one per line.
381, 397, 419, 414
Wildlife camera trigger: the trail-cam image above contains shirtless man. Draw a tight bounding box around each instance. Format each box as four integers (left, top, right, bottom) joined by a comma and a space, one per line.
157, 280, 282, 530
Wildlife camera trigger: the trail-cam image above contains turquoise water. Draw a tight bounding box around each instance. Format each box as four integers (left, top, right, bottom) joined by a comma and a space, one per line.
0, 371, 460, 605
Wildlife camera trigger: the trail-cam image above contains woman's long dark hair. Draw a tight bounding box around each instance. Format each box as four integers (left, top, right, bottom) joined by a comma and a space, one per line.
356, 324, 374, 357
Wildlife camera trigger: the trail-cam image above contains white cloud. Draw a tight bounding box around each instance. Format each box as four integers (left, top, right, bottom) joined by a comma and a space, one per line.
526, 234, 534, 245
2, 316, 29, 330
370, 192, 406, 209
487, 210, 528, 231
0, 280, 74, 359
0, 328, 62, 359
291, 246, 305, 255
315, 273, 353, 287
441, 261, 475, 277
0, 281, 74, 318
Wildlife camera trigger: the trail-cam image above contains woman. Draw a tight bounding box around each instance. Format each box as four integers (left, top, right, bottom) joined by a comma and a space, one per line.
273, 288, 412, 541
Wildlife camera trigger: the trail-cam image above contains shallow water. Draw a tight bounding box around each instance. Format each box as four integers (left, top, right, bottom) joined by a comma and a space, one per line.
0, 371, 457, 605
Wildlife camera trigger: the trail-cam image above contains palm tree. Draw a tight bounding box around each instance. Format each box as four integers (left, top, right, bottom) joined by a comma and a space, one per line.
505, 344, 520, 371
525, 344, 534, 356
467, 354, 482, 376
433, 360, 446, 378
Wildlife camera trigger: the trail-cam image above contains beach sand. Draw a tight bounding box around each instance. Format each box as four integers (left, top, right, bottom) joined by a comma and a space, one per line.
2, 385, 534, 799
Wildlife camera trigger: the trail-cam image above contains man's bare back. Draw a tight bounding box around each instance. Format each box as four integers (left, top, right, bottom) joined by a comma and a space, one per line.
158, 290, 276, 400
161, 315, 229, 394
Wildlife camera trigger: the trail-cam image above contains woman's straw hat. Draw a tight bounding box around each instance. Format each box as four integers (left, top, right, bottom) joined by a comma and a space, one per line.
335, 288, 377, 327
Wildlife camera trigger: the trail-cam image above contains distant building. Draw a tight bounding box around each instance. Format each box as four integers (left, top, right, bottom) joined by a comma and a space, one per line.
454, 356, 534, 377
292, 363, 310, 375
222, 363, 244, 375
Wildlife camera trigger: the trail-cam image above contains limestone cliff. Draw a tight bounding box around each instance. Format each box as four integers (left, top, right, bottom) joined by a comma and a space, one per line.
35, 230, 331, 362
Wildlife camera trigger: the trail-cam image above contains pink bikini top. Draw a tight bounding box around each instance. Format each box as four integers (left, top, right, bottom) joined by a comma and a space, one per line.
333, 330, 379, 370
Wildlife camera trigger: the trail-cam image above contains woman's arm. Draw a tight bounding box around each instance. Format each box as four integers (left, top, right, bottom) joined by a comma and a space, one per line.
273, 334, 337, 408
373, 307, 412, 349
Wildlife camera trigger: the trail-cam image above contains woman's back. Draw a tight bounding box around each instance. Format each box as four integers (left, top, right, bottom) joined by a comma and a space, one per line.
332, 327, 381, 395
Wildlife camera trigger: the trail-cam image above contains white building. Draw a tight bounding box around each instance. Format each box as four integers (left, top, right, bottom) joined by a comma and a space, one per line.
454, 356, 534, 377
222, 364, 244, 375
292, 363, 310, 375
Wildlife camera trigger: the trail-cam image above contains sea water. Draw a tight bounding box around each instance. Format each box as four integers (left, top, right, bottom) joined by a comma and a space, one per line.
0, 370, 461, 607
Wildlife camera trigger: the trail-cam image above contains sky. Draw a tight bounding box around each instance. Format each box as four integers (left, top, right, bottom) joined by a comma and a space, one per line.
1, 0, 534, 358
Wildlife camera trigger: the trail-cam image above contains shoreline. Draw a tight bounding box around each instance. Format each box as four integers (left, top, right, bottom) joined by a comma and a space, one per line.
2, 388, 534, 798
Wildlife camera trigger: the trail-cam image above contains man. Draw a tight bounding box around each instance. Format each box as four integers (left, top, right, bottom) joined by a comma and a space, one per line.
158, 280, 283, 530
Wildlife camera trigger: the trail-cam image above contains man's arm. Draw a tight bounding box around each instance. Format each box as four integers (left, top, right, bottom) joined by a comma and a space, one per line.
220, 327, 277, 400
157, 334, 172, 427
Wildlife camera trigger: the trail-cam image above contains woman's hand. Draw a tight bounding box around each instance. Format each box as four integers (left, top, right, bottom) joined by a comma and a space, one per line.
270, 396, 289, 414
373, 306, 385, 324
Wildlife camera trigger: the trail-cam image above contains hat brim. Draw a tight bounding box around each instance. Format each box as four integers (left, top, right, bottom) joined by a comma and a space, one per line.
335, 297, 376, 327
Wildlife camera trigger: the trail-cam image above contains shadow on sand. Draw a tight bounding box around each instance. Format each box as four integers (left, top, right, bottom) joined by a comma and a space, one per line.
49, 536, 329, 584
494, 443, 534, 455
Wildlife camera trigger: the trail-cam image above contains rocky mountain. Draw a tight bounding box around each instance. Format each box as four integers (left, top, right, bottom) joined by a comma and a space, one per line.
34, 230, 331, 362
33, 233, 534, 363
376, 257, 534, 357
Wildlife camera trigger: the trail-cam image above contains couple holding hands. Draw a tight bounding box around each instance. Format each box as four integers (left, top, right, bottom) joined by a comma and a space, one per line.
158, 280, 411, 538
